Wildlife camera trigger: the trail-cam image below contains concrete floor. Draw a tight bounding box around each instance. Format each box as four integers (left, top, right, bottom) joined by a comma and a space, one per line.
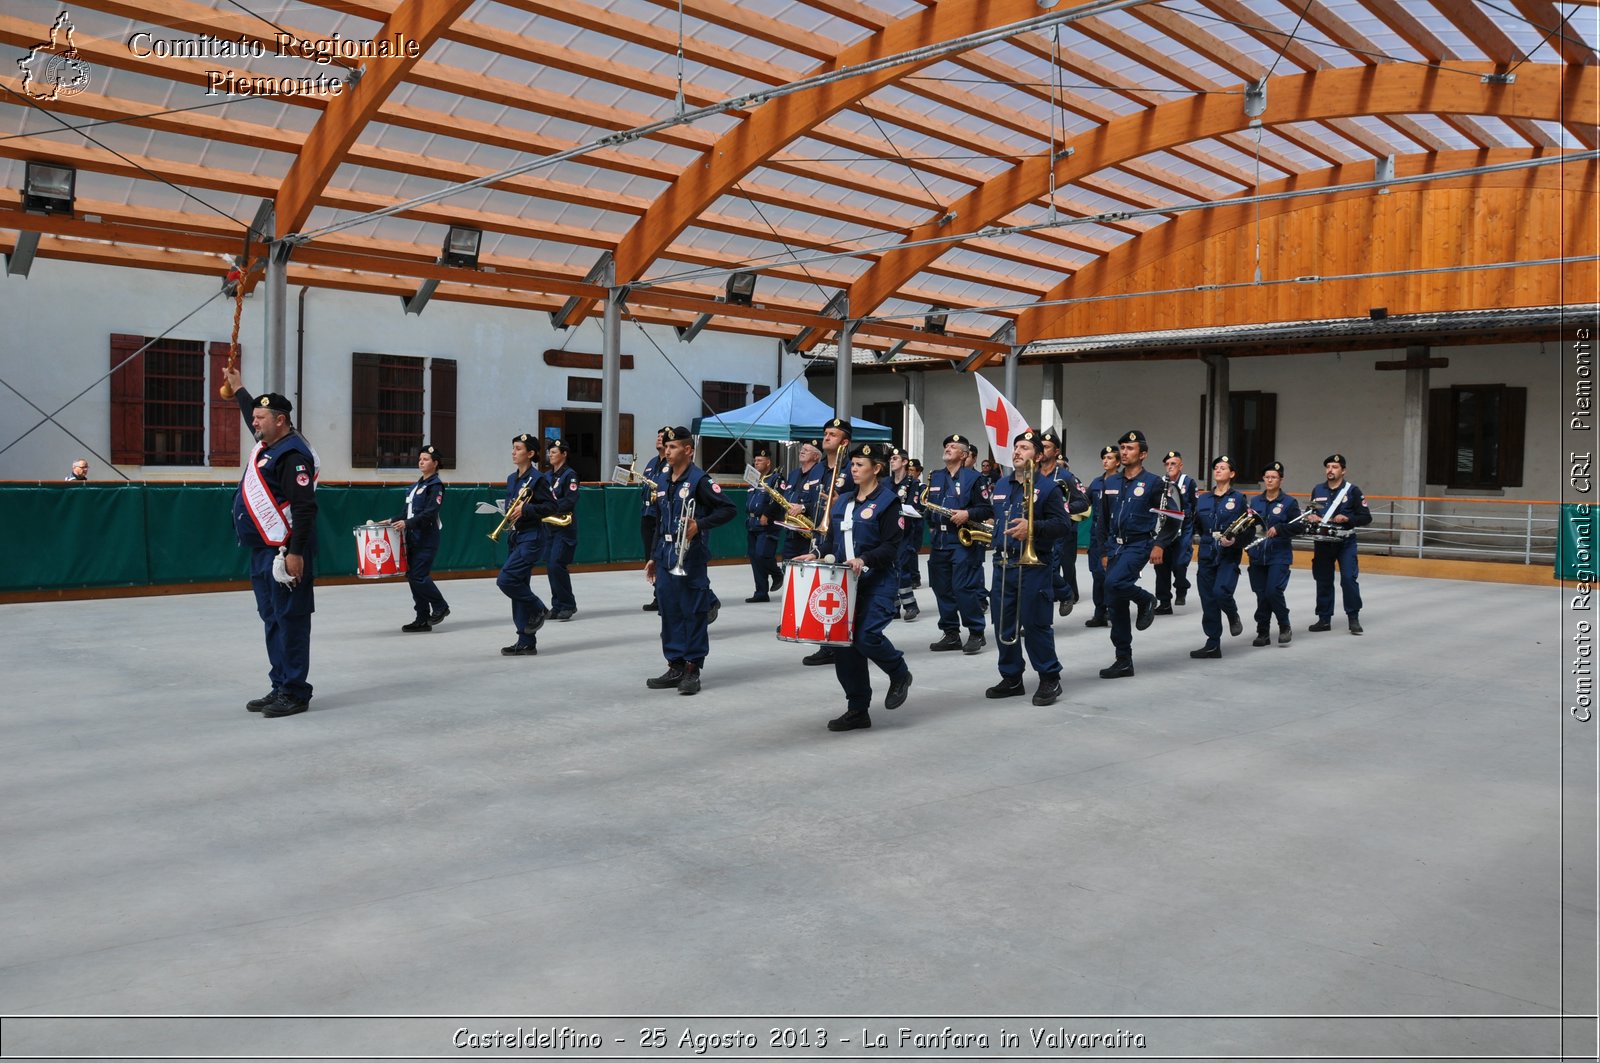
0, 560, 1590, 1060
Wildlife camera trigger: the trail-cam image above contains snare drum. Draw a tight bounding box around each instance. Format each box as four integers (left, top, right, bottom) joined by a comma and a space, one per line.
777, 559, 854, 646
353, 522, 408, 579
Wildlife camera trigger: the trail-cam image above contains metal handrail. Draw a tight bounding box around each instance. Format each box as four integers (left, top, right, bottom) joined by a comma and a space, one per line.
1279, 494, 1564, 565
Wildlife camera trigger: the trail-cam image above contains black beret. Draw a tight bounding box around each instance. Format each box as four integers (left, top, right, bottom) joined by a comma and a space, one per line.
823, 416, 853, 438
1117, 429, 1147, 447
1264, 461, 1285, 477
847, 442, 887, 463
547, 438, 569, 452
419, 443, 441, 462
1014, 428, 1041, 447
255, 392, 292, 415
662, 425, 693, 442
1163, 450, 1182, 461
1100, 445, 1117, 459
1212, 454, 1234, 469
799, 438, 822, 450
1324, 453, 1347, 467
512, 432, 537, 449
907, 458, 924, 472
943, 433, 969, 447
1038, 428, 1061, 448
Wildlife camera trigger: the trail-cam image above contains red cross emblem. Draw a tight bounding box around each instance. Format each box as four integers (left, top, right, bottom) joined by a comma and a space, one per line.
808, 582, 848, 627
366, 537, 391, 564
982, 399, 1012, 452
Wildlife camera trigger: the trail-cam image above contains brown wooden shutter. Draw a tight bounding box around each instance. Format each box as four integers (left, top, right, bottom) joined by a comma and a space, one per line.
1501, 386, 1526, 487
109, 333, 145, 465
1258, 392, 1277, 471
620, 413, 634, 461
207, 342, 241, 467
429, 357, 457, 469
351, 352, 381, 468
1426, 388, 1451, 485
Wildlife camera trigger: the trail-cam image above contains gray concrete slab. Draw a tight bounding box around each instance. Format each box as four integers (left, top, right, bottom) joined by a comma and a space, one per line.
0, 561, 1586, 1059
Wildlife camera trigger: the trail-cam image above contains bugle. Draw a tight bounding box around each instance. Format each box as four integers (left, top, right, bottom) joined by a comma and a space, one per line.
668, 500, 696, 577
489, 480, 535, 541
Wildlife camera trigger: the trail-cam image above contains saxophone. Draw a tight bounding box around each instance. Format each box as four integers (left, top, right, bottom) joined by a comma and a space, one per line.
919, 483, 992, 546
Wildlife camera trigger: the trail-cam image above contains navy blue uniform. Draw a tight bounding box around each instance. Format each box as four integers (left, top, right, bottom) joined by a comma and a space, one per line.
1085, 471, 1115, 621
816, 481, 911, 713
746, 469, 784, 599
545, 464, 580, 614
497, 468, 555, 649
1247, 491, 1301, 634
926, 466, 993, 636
650, 464, 737, 669
1043, 462, 1089, 607
231, 390, 317, 705
1101, 467, 1169, 663
1153, 473, 1198, 606
989, 470, 1072, 681
892, 471, 923, 614
640, 453, 665, 609
394, 472, 447, 622
1309, 480, 1371, 621
1192, 487, 1251, 649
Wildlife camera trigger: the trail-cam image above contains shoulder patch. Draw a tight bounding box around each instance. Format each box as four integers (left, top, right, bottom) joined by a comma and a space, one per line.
711, 482, 722, 494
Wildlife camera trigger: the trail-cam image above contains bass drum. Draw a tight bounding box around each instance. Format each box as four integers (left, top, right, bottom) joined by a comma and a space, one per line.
776, 559, 854, 646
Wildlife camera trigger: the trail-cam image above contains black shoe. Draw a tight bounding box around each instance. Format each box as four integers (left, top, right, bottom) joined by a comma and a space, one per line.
642, 599, 658, 612
553, 608, 577, 622
827, 710, 871, 731
1084, 615, 1109, 628
802, 646, 835, 666
1032, 677, 1062, 706
885, 671, 912, 710
962, 632, 986, 655
501, 643, 537, 656
261, 697, 309, 718
929, 631, 962, 652
986, 675, 1026, 699
522, 608, 549, 637
1136, 599, 1155, 631
707, 603, 720, 624
745, 595, 770, 603
770, 575, 783, 592
1153, 602, 1173, 616
1190, 645, 1222, 659
1349, 616, 1364, 635
1308, 619, 1332, 632
903, 603, 920, 622
678, 666, 701, 695
1228, 613, 1243, 637
401, 618, 432, 632
1175, 592, 1187, 606
1252, 633, 1271, 647
1278, 627, 1292, 645
1099, 659, 1135, 679
1057, 597, 1074, 618
246, 690, 281, 713
646, 666, 684, 689
429, 607, 450, 624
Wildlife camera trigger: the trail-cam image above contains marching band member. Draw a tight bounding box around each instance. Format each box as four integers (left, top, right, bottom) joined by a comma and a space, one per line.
985, 430, 1072, 706
1152, 450, 1197, 614
1098, 430, 1170, 679
925, 433, 992, 655
1305, 453, 1371, 635
1083, 445, 1118, 628
391, 443, 449, 632
545, 438, 580, 621
795, 442, 912, 732
641, 427, 667, 612
643, 427, 737, 695
890, 446, 922, 621
223, 367, 319, 718
905, 458, 927, 592
1188, 455, 1250, 659
1038, 429, 1090, 617
498, 433, 557, 657
1247, 461, 1301, 647
787, 418, 852, 666
744, 450, 784, 603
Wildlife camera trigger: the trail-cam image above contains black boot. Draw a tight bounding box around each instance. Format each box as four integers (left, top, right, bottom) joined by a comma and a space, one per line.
677, 664, 701, 695
646, 665, 685, 689
1348, 615, 1364, 635
1084, 614, 1109, 628
1189, 644, 1221, 659
1098, 659, 1135, 679
962, 631, 987, 655
1032, 677, 1062, 706
401, 617, 432, 632
985, 675, 1025, 699
802, 646, 836, 666
929, 631, 962, 652
827, 709, 871, 731
1308, 618, 1332, 632
885, 671, 912, 710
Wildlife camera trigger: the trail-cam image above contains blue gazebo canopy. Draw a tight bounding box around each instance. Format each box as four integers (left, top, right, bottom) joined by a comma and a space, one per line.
692, 377, 893, 442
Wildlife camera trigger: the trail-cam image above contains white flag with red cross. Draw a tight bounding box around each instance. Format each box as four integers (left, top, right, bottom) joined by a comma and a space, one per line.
973, 373, 1027, 462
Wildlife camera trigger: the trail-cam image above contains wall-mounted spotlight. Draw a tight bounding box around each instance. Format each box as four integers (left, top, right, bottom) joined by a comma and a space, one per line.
924, 307, 949, 335
725, 271, 757, 306
23, 161, 75, 215
441, 225, 482, 268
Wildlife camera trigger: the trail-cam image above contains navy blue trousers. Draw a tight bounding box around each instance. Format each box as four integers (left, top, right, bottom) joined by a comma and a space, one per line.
1312, 539, 1362, 618
898, 521, 923, 588
249, 547, 314, 702
992, 561, 1060, 679
1195, 555, 1242, 647
929, 544, 986, 634
657, 557, 714, 667
497, 532, 548, 644
833, 573, 907, 711
1154, 529, 1193, 603
544, 532, 576, 612
1048, 523, 1081, 603
1249, 562, 1292, 631
406, 537, 447, 620
1087, 534, 1107, 618
1105, 540, 1155, 661
747, 529, 780, 596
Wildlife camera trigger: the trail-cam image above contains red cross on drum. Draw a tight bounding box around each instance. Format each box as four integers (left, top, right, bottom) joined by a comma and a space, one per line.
776, 558, 855, 646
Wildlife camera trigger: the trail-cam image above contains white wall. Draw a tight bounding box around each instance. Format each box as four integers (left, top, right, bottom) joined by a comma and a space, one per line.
0, 259, 802, 482
811, 340, 1561, 502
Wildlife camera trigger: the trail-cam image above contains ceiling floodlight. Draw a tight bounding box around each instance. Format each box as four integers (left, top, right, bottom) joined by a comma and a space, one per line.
441, 225, 482, 268
725, 271, 757, 306
22, 161, 75, 216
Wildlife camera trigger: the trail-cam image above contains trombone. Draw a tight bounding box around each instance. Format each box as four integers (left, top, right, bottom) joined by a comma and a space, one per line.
995, 459, 1043, 647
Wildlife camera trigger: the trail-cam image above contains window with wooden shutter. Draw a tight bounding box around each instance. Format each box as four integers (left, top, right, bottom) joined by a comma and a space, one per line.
207, 342, 240, 467
351, 352, 381, 468
109, 334, 144, 465
352, 353, 427, 467
1227, 391, 1276, 486
429, 358, 457, 469
1427, 385, 1526, 489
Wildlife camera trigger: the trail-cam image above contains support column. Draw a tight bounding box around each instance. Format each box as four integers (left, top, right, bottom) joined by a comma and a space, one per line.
1400, 345, 1430, 551
1003, 346, 1020, 407
1201, 353, 1230, 466
601, 275, 622, 476
1040, 362, 1063, 434
906, 371, 926, 459
834, 309, 853, 416
264, 240, 290, 394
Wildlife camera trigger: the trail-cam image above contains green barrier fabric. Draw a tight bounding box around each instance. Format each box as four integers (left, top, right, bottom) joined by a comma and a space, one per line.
142, 484, 248, 584
0, 484, 151, 590
1559, 502, 1597, 581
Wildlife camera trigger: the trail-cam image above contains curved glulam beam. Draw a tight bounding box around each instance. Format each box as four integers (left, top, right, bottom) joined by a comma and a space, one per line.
841, 62, 1595, 366
1019, 149, 1596, 342
557, 0, 1095, 328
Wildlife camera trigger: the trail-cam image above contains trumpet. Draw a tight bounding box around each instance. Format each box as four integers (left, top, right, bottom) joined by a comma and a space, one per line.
918, 484, 990, 546
1214, 508, 1261, 546
744, 465, 814, 539
668, 500, 696, 577
489, 479, 535, 541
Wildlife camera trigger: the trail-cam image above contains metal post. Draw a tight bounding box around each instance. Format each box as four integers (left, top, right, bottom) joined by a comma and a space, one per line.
834, 303, 853, 416
1525, 503, 1534, 565
601, 275, 622, 476
1400, 345, 1430, 553
1416, 499, 1426, 558
264, 240, 290, 394
907, 371, 926, 460
1040, 362, 1063, 432
1200, 353, 1230, 465
1003, 346, 1020, 408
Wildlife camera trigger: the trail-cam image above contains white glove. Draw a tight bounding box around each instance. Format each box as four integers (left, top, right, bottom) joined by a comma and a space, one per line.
272, 546, 297, 588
